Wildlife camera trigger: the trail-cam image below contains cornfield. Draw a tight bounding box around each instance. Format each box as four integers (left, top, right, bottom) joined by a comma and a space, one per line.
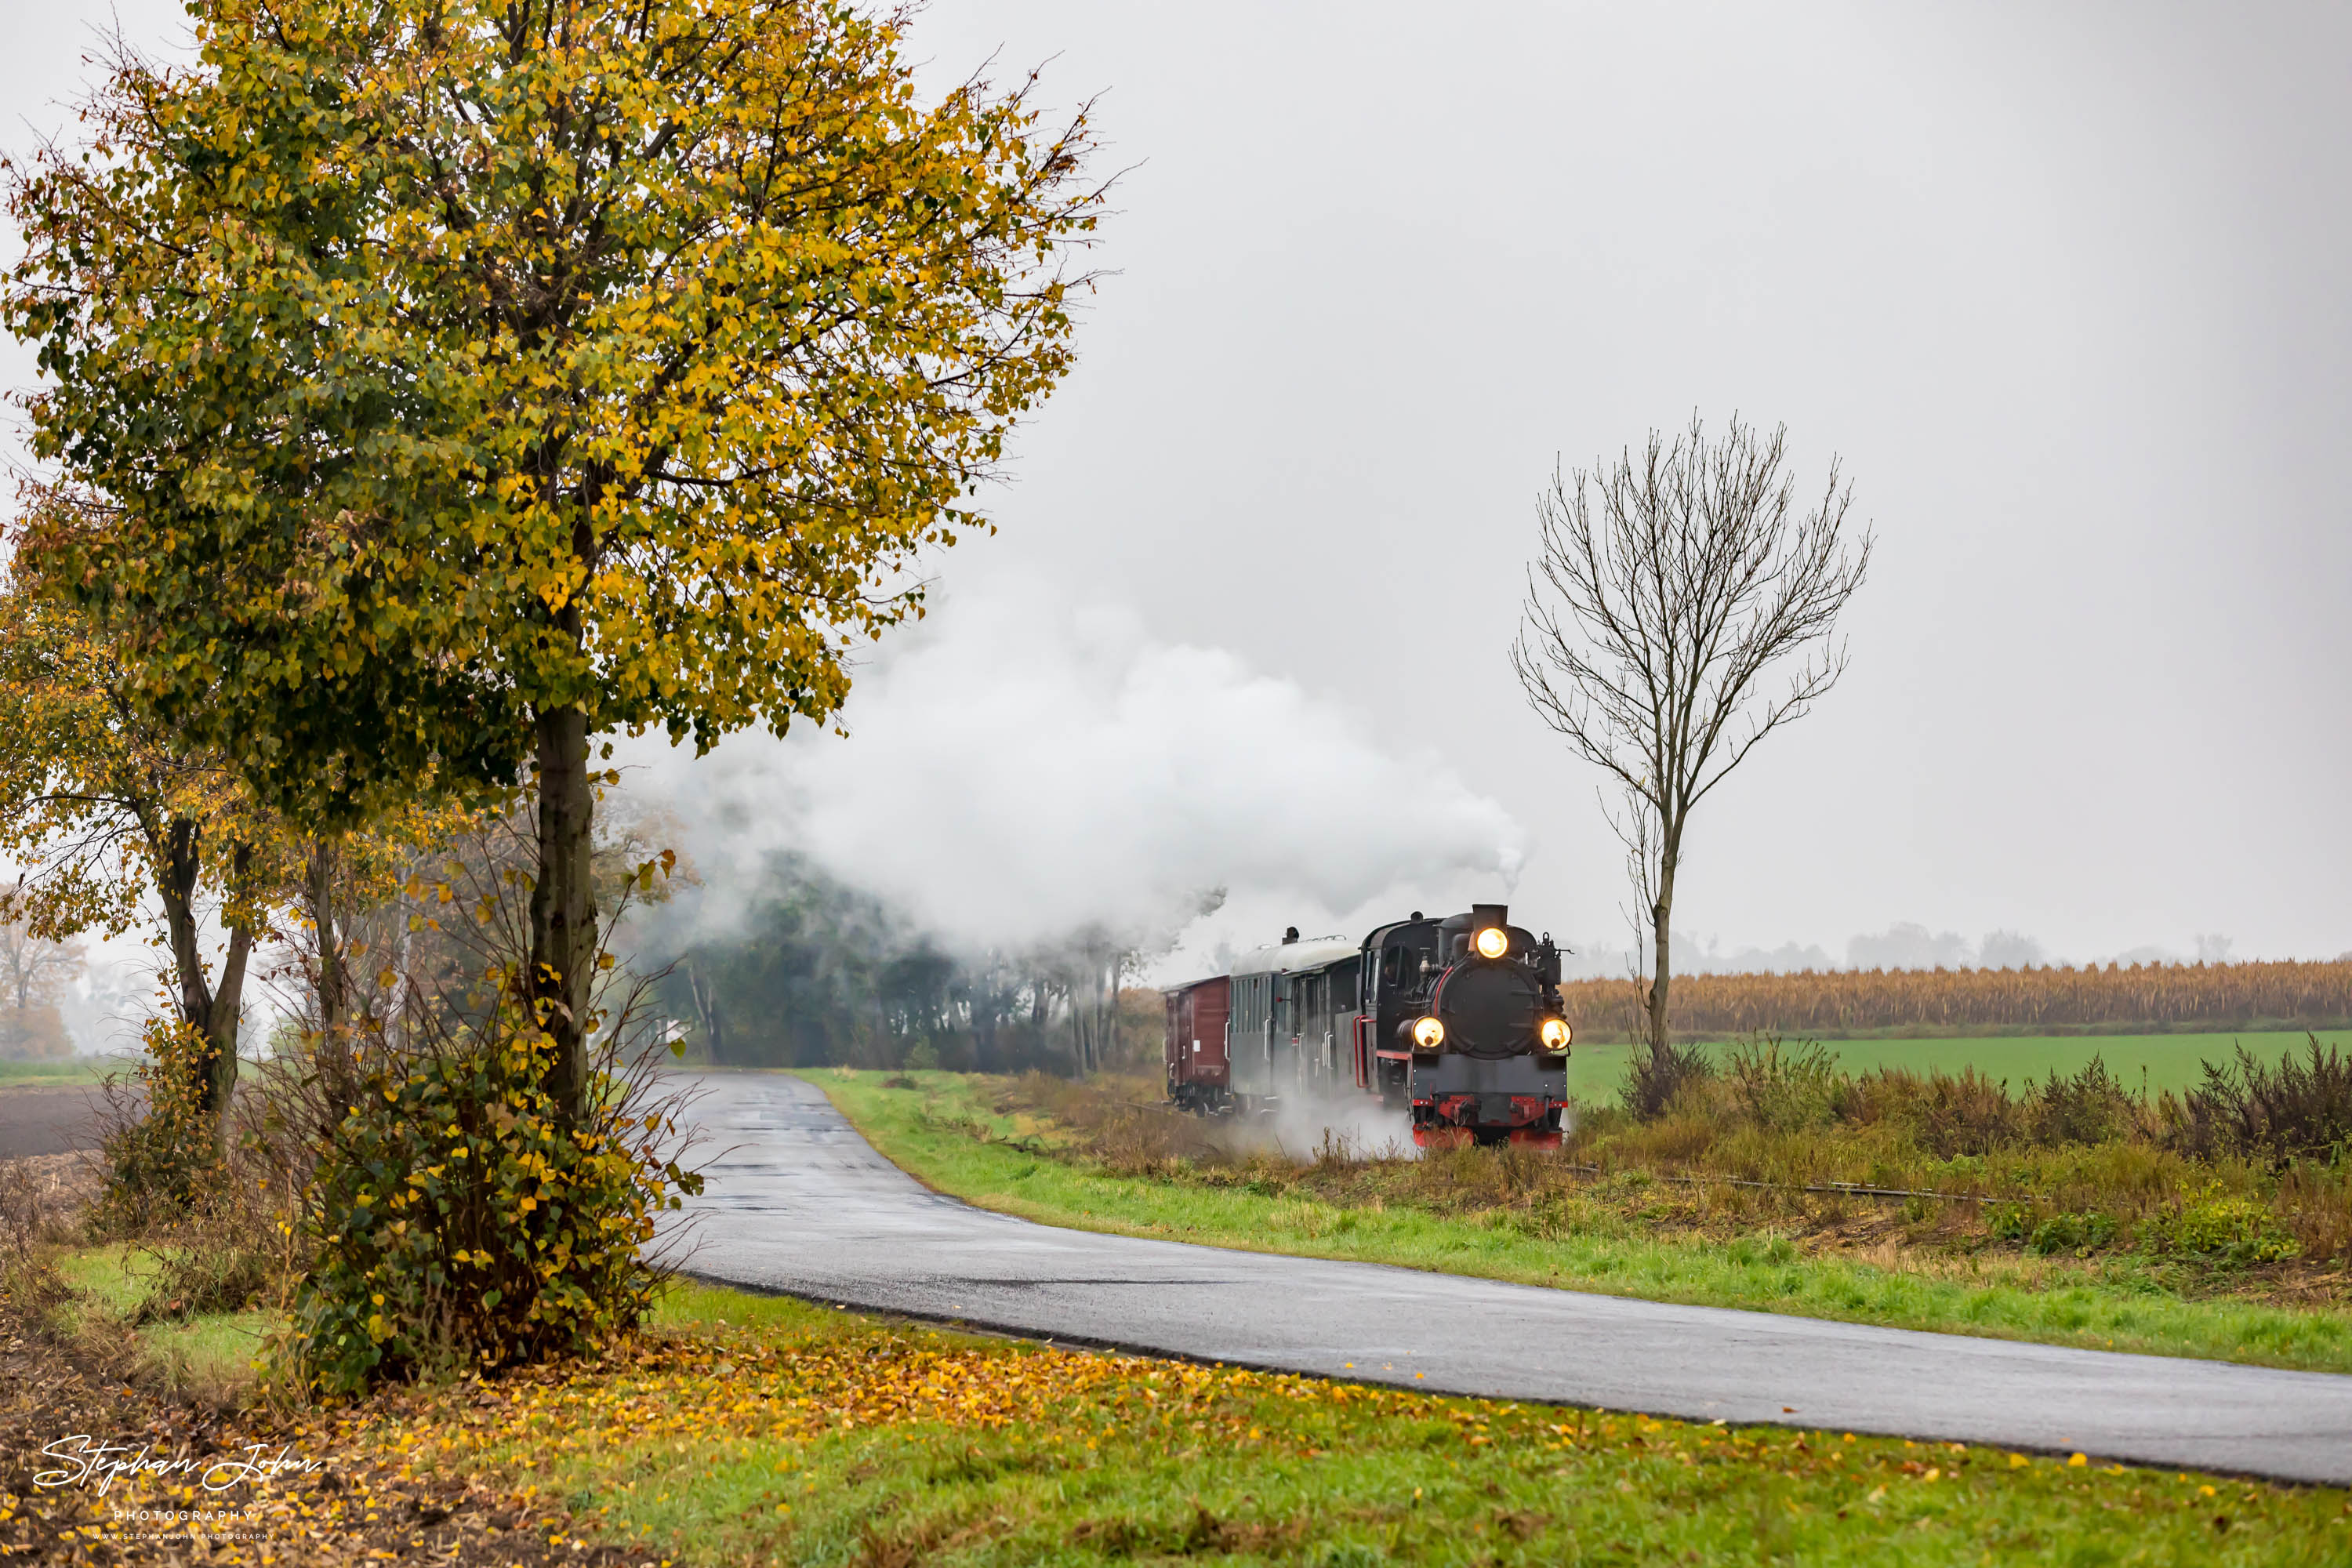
1559, 959, 2352, 1039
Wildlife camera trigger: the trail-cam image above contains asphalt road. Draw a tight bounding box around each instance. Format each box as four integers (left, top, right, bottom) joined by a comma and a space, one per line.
677, 1071, 2352, 1486
0, 1086, 113, 1159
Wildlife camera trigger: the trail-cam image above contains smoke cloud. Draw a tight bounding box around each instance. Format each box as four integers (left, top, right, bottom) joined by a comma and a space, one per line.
619, 574, 1529, 964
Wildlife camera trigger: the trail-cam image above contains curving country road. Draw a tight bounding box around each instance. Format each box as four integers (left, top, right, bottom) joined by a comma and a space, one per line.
677, 1071, 2352, 1486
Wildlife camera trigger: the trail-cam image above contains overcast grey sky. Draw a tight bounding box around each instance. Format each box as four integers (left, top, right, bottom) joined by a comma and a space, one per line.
9, 2, 2348, 968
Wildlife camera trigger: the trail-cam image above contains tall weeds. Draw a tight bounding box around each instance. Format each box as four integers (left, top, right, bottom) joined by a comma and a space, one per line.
2168, 1036, 2352, 1167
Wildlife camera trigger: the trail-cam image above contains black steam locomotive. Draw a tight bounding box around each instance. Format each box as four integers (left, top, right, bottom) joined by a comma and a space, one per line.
1164, 904, 1572, 1146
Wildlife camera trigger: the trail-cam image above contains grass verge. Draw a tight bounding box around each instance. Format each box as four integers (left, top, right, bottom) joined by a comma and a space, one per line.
15, 1247, 2351, 1563
816, 1069, 2352, 1376
357, 1280, 2352, 1565
45, 1242, 277, 1398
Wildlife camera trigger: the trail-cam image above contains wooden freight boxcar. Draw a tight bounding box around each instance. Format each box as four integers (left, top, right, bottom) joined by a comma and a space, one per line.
1163, 975, 1232, 1113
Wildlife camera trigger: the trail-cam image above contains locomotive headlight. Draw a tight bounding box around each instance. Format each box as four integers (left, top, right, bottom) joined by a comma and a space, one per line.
1474, 927, 1509, 960
1540, 1018, 1571, 1051
1412, 1016, 1446, 1051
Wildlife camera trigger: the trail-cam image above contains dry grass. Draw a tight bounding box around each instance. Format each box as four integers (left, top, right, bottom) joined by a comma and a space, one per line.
981, 1051, 2352, 1308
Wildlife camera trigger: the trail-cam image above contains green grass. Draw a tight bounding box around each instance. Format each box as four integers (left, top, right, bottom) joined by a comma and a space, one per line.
28, 1251, 2352, 1559
1562, 1032, 2352, 1102
47, 1243, 268, 1389
815, 1069, 2352, 1376
386, 1279, 2352, 1566
53, 1241, 153, 1310
0, 1054, 125, 1087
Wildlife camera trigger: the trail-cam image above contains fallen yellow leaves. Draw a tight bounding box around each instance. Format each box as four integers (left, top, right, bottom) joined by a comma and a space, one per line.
373, 1323, 1455, 1475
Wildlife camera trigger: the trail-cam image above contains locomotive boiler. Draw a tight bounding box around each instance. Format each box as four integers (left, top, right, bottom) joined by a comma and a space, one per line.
1163, 904, 1571, 1146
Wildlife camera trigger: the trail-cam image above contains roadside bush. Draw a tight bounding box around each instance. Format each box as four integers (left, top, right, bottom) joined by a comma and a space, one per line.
1722, 1035, 1841, 1131
126, 1113, 295, 1324
89, 1018, 222, 1235
2024, 1055, 2139, 1146
279, 1007, 700, 1398
2140, 1190, 2301, 1269
2026, 1210, 2119, 1257
2168, 1035, 2352, 1167
1849, 1065, 2016, 1156
1621, 1039, 1714, 1120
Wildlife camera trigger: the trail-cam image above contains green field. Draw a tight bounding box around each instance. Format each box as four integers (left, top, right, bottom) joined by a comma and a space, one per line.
0, 1054, 125, 1088
1559, 1031, 2350, 1103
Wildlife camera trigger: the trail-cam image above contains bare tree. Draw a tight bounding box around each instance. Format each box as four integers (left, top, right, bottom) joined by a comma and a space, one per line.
0, 918, 83, 1059
1512, 415, 1871, 1100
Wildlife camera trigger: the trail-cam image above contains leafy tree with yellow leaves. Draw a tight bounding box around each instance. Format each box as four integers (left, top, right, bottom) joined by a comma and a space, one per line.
0, 561, 282, 1131
6, 0, 1102, 1119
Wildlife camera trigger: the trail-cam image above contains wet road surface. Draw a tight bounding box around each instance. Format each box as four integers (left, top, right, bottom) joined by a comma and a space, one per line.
677, 1071, 2352, 1485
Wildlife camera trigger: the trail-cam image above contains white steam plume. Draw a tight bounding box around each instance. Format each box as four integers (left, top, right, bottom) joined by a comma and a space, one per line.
619, 574, 1527, 959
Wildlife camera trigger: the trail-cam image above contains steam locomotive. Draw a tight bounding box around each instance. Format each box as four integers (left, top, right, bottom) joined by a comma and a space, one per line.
1163, 904, 1572, 1147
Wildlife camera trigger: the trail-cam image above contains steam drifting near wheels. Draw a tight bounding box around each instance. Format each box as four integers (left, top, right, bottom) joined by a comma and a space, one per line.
1164, 905, 1571, 1147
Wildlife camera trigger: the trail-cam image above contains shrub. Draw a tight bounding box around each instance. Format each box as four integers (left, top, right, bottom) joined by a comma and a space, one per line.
2169, 1036, 2352, 1167
2025, 1055, 2138, 1146
1722, 1035, 1841, 1131
2140, 1191, 2300, 1268
1850, 1066, 2016, 1156
2027, 1211, 2118, 1257
1621, 1039, 1714, 1120
89, 1018, 223, 1235
280, 1011, 700, 1398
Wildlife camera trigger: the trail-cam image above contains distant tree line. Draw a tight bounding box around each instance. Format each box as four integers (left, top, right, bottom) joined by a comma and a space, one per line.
653, 854, 1162, 1076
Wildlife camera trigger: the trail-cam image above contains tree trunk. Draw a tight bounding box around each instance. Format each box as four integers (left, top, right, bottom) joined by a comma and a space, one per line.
686, 962, 725, 1065
974, 1000, 996, 1074
528, 704, 597, 1121
154, 820, 254, 1153
307, 837, 351, 1099
206, 915, 254, 1151
1646, 837, 1679, 1061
